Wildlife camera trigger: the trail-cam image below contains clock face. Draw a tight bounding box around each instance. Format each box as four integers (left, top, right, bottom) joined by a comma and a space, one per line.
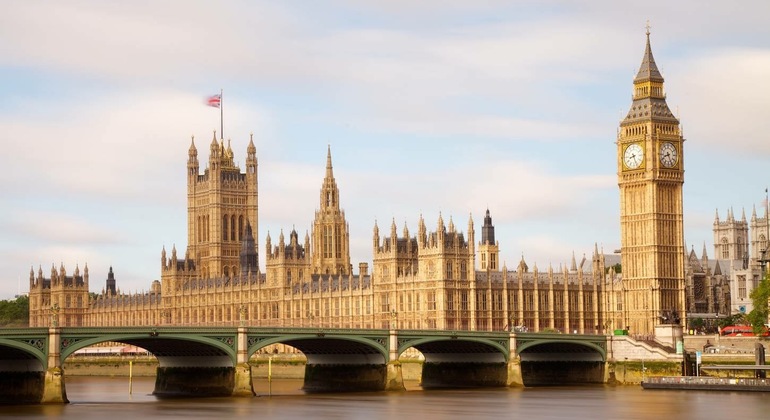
659, 142, 678, 168
623, 143, 644, 169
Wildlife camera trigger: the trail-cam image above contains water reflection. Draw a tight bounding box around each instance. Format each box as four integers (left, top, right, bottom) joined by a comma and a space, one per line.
7, 377, 770, 419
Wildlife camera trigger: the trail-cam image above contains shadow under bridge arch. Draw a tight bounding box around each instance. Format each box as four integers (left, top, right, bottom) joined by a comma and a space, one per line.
399, 336, 510, 389
61, 331, 239, 397
249, 332, 390, 392
516, 339, 607, 386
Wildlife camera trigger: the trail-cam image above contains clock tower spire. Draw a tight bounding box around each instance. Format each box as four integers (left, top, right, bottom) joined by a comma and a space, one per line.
617, 28, 686, 336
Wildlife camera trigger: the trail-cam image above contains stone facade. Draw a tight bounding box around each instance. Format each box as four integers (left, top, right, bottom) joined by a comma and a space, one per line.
29, 141, 606, 332
616, 30, 687, 335
709, 206, 768, 314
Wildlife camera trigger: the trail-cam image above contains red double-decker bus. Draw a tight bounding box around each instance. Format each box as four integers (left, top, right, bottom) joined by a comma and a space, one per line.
720, 325, 769, 337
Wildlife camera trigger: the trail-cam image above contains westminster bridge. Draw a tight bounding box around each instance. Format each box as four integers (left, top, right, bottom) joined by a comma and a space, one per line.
0, 327, 608, 404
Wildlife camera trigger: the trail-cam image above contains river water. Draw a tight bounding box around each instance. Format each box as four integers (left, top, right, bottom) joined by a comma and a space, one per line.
6, 377, 770, 419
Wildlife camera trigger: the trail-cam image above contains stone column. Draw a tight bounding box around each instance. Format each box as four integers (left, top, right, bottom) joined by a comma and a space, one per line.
506, 333, 524, 387
232, 326, 255, 396
41, 327, 68, 404
385, 329, 405, 391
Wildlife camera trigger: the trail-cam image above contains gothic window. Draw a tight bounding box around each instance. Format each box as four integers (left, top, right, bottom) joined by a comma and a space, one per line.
335, 226, 342, 258
760, 234, 768, 255
737, 238, 743, 259
323, 226, 332, 258
721, 238, 729, 259
738, 275, 747, 299
481, 253, 486, 269
231, 215, 236, 241
238, 216, 244, 241
223, 215, 229, 241
287, 269, 292, 283
446, 262, 453, 280
224, 266, 230, 277
491, 253, 497, 270
460, 261, 467, 280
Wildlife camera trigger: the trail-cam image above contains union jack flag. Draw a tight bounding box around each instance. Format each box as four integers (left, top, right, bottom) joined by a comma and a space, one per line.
205, 94, 221, 108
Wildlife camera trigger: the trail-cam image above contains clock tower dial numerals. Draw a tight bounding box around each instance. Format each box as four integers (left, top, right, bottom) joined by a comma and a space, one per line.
623, 143, 644, 170
659, 142, 678, 168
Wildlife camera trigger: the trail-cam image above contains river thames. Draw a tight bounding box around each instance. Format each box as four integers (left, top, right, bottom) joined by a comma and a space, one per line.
7, 377, 770, 419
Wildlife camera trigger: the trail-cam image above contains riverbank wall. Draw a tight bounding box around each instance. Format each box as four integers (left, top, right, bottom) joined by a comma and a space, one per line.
63, 357, 424, 381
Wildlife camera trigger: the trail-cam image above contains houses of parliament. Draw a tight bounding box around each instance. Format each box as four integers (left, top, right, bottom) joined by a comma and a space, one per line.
28, 32, 734, 337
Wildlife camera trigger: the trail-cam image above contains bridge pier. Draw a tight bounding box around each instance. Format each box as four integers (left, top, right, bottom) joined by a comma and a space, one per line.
385, 330, 405, 391
41, 327, 68, 404
232, 327, 255, 397
506, 357, 524, 387
507, 334, 524, 387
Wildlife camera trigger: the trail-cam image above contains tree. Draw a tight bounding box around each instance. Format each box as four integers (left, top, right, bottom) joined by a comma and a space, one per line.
747, 272, 770, 334
0, 295, 29, 327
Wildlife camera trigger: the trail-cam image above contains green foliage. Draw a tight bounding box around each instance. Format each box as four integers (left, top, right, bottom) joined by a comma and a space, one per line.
0, 295, 29, 327
717, 313, 746, 329
610, 264, 621, 274
747, 272, 770, 334
688, 317, 704, 329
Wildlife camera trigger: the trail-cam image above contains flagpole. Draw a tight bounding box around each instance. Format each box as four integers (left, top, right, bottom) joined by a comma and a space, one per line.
220, 88, 224, 140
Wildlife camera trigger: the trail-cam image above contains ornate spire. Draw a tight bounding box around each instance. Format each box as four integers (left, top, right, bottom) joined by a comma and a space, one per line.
634, 23, 664, 83
623, 26, 677, 125
247, 132, 256, 153
319, 145, 339, 211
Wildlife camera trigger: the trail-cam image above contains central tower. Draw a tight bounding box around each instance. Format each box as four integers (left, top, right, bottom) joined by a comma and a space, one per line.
186, 132, 258, 278
617, 29, 686, 335
311, 146, 351, 275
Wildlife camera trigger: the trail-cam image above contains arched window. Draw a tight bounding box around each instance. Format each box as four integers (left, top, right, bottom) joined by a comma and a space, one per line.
224, 266, 230, 277
231, 215, 236, 241
223, 215, 229, 241
238, 215, 244, 241
721, 238, 729, 259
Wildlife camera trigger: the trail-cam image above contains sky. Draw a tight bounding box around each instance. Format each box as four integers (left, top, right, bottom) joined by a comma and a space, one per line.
1, 1, 769, 299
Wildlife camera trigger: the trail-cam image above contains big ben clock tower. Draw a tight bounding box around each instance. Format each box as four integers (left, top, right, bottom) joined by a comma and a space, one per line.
618, 28, 686, 336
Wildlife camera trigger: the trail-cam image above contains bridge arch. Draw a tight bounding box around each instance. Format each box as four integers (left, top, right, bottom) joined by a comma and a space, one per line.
397, 336, 509, 363
0, 337, 46, 370
248, 333, 388, 365
514, 336, 607, 386
59, 334, 237, 366
516, 339, 606, 362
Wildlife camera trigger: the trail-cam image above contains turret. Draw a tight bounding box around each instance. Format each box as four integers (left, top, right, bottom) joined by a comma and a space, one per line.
106, 266, 117, 295
373, 220, 380, 250
188, 135, 199, 180
239, 222, 258, 274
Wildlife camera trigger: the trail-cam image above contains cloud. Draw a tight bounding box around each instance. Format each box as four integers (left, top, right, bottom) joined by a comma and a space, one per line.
672, 48, 770, 155
2, 211, 124, 245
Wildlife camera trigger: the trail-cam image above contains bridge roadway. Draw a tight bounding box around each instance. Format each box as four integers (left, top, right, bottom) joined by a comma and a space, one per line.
0, 327, 608, 404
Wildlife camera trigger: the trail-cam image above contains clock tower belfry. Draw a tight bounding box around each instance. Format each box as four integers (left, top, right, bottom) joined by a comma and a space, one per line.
617, 28, 686, 336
